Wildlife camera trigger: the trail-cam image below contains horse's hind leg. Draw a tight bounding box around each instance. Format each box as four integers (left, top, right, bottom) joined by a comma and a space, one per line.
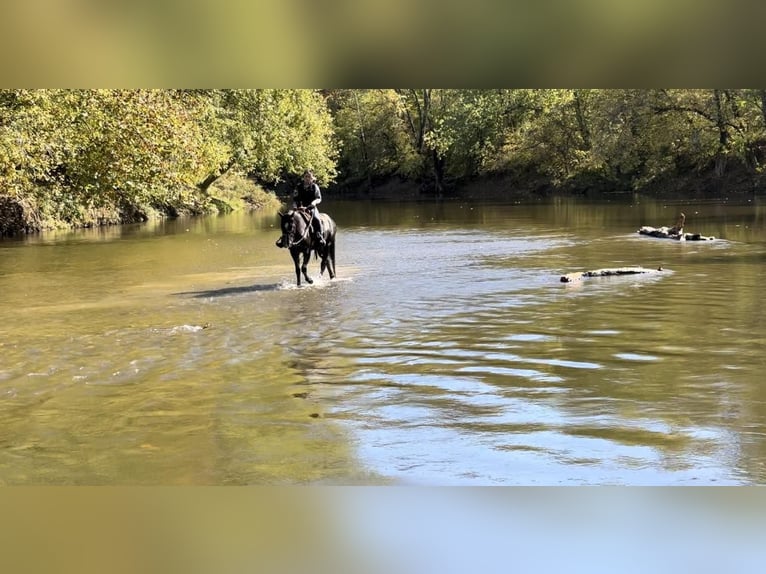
327, 241, 336, 279
320, 248, 330, 277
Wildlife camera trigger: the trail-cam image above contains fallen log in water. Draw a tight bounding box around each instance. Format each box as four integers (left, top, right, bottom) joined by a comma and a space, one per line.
638, 226, 715, 241
560, 266, 665, 283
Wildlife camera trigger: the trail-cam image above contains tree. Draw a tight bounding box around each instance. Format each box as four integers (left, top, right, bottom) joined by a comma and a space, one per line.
60, 90, 226, 208
393, 89, 515, 194
649, 89, 766, 178
195, 90, 338, 193
1, 89, 228, 222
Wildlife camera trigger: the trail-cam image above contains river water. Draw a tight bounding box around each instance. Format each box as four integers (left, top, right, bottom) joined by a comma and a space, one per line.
2, 195, 766, 485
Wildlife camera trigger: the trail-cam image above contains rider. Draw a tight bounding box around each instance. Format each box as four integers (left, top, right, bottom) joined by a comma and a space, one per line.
292, 169, 325, 247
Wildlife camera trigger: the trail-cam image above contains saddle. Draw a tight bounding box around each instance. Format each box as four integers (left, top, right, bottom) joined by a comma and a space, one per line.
292, 207, 314, 225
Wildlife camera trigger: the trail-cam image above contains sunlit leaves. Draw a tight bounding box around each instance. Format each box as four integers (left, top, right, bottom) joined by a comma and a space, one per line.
4, 88, 766, 233
1, 89, 227, 207
59, 90, 223, 205
200, 89, 338, 188
1, 89, 338, 229
329, 89, 419, 185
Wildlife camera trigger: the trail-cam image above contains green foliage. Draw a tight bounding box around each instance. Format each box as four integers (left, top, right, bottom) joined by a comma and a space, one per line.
4, 89, 766, 233
61, 90, 227, 205
330, 89, 516, 192
205, 172, 283, 213
330, 89, 766, 194
329, 89, 419, 186
0, 89, 337, 232
198, 89, 338, 188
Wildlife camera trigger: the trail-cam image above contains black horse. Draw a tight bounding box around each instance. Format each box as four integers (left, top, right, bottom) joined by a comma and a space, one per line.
276, 208, 337, 286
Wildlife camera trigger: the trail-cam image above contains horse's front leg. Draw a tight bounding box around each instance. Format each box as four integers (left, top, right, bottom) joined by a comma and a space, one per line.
291, 250, 302, 286
301, 250, 313, 284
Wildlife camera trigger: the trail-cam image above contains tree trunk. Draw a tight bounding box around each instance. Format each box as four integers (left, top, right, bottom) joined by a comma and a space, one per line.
405, 89, 431, 152
432, 149, 445, 197
572, 90, 591, 150
398, 89, 437, 191
713, 89, 729, 177
759, 90, 766, 129
198, 158, 236, 194
353, 91, 373, 192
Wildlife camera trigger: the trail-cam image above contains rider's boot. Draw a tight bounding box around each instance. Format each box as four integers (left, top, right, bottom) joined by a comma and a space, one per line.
314, 222, 326, 247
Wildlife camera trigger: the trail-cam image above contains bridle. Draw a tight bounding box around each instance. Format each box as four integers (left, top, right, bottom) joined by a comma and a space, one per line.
283, 209, 312, 249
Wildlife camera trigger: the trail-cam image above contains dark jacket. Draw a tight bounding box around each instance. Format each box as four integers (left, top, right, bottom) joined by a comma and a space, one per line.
294, 182, 322, 209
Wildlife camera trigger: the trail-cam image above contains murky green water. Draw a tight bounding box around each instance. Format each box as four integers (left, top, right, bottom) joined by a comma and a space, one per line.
2, 194, 766, 484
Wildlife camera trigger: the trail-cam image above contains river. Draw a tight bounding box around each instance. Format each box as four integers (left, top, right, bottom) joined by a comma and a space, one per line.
2, 195, 766, 484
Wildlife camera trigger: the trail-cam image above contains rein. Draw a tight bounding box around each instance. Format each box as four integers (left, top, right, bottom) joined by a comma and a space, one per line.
287, 210, 313, 248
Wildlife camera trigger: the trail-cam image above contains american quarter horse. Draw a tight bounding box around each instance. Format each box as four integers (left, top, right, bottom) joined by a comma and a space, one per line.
275, 208, 337, 286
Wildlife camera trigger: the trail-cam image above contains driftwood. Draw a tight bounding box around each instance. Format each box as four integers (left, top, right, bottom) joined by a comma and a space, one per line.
560, 266, 665, 283
638, 226, 715, 241
638, 212, 715, 241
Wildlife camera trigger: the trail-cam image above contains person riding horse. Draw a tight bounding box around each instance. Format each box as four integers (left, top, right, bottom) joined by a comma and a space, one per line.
292, 170, 325, 247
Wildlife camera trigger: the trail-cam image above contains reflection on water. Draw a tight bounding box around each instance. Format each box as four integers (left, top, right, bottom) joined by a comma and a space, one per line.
2, 195, 766, 484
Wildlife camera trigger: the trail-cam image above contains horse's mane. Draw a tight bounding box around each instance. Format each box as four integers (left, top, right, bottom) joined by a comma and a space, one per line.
284, 208, 312, 224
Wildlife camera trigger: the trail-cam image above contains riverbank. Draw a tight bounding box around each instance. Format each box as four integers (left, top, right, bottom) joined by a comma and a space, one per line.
0, 173, 283, 237
5, 164, 765, 237
330, 163, 766, 202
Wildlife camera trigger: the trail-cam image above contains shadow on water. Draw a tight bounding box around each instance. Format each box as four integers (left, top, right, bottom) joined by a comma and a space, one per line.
175, 278, 342, 298
174, 283, 284, 298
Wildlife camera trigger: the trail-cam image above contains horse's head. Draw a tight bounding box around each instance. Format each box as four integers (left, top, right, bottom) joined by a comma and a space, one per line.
275, 211, 290, 248
275, 210, 304, 249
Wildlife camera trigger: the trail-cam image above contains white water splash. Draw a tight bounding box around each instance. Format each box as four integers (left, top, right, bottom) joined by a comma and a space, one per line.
168, 324, 209, 334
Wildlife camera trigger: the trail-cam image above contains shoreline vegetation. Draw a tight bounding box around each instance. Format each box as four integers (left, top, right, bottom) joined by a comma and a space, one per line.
3, 89, 766, 236
1, 172, 285, 234
331, 164, 766, 202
